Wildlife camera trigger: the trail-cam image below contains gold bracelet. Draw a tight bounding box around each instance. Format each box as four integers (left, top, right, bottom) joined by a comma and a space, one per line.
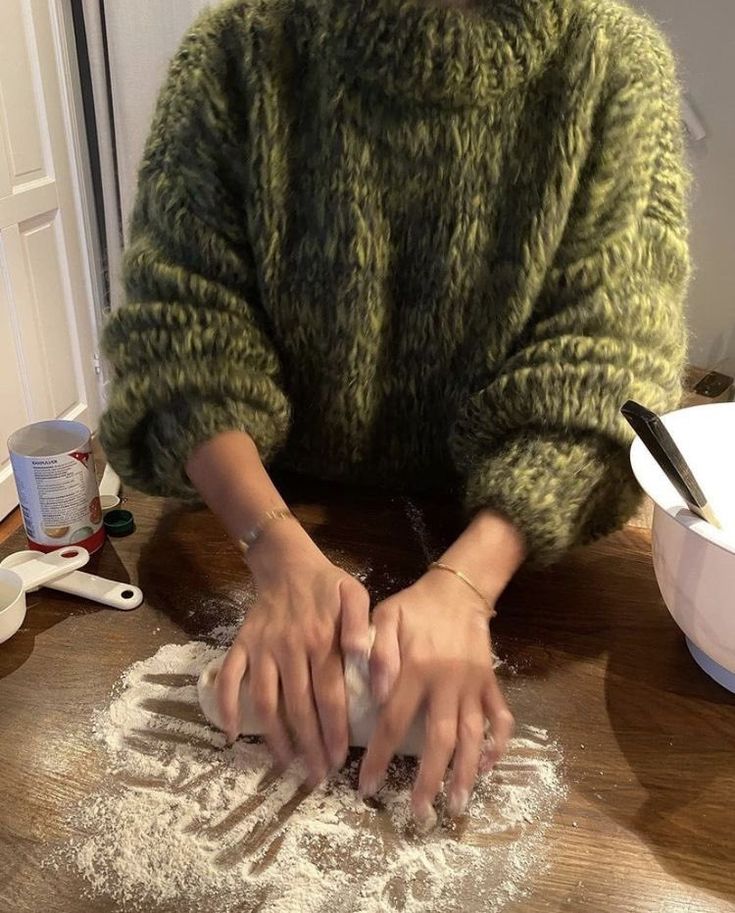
236, 507, 296, 555
428, 561, 496, 618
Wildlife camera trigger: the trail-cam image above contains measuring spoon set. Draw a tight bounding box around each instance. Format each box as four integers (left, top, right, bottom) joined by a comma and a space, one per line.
0, 546, 142, 644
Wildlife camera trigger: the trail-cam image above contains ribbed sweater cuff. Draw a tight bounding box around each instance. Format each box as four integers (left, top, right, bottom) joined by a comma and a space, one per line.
101, 398, 289, 500
463, 431, 638, 566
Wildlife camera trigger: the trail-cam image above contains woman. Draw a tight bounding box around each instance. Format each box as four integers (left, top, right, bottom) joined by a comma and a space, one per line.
100, 0, 689, 828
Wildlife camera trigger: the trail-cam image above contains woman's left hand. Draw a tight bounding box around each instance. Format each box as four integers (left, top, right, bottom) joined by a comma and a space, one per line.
358, 568, 514, 829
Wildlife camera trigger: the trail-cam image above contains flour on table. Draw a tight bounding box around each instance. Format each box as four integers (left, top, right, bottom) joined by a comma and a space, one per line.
51, 638, 567, 913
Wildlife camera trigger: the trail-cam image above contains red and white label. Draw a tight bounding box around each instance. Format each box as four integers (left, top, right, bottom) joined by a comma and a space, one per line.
9, 421, 106, 554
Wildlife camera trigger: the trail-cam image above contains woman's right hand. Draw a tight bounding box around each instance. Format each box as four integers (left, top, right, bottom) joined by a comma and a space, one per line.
215, 520, 370, 785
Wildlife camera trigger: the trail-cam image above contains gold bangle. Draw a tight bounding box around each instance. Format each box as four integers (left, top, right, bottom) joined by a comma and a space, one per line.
236, 507, 295, 555
428, 561, 496, 618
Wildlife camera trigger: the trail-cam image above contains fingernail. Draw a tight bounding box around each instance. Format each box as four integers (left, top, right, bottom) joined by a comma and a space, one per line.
413, 802, 438, 834
306, 767, 328, 789
479, 756, 496, 775
359, 777, 377, 799
358, 774, 383, 799
447, 789, 469, 818
479, 738, 497, 774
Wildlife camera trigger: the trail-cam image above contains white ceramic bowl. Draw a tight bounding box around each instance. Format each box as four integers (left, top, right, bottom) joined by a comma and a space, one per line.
0, 568, 27, 644
630, 402, 735, 691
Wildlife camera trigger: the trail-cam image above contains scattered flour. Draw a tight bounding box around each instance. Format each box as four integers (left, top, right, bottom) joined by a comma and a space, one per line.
51, 638, 567, 913
402, 498, 436, 564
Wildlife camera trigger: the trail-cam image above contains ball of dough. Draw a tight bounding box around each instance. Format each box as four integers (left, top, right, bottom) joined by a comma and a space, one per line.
197, 627, 425, 756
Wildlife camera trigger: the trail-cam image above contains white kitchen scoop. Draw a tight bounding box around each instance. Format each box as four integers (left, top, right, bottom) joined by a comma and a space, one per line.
0, 549, 143, 611
99, 463, 122, 512
0, 547, 90, 644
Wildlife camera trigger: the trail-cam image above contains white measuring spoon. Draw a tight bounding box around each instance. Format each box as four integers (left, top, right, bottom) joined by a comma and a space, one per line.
0, 549, 143, 611
0, 547, 90, 644
99, 463, 122, 512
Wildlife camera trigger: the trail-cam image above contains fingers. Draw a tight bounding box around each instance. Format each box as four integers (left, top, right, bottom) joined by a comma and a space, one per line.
248, 653, 293, 770
311, 649, 349, 770
479, 739, 495, 775
447, 701, 484, 817
280, 652, 329, 786
411, 693, 459, 829
216, 641, 248, 742
359, 676, 423, 798
481, 675, 514, 770
370, 605, 400, 704
339, 576, 370, 657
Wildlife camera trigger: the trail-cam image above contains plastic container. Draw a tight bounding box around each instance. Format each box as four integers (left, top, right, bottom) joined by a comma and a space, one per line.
8, 420, 105, 554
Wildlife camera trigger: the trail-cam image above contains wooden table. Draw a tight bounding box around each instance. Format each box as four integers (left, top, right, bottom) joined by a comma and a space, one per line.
1, 476, 733, 913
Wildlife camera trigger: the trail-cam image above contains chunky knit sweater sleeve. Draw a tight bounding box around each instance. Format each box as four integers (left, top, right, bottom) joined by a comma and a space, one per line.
99, 12, 290, 497
452, 23, 690, 564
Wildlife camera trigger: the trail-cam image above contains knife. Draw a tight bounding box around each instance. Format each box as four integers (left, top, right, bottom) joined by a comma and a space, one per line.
621, 400, 722, 529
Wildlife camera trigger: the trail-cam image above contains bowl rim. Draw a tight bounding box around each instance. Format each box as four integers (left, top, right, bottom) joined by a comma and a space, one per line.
629, 402, 735, 558
0, 567, 24, 616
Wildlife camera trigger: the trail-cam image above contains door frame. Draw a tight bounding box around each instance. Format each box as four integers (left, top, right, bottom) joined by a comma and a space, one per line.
0, 0, 109, 520
49, 0, 110, 402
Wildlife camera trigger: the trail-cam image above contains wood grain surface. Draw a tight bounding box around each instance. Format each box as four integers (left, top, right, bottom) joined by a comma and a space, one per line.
0, 473, 733, 913
0, 508, 22, 543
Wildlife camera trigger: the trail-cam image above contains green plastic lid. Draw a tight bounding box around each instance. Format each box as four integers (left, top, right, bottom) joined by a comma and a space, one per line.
104, 509, 135, 537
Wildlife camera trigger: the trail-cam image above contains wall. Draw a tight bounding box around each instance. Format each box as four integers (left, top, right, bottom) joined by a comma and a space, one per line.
103, 0, 211, 239
635, 0, 735, 370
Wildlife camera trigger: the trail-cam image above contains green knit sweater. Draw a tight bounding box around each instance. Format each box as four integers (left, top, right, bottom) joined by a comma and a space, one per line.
100, 0, 690, 563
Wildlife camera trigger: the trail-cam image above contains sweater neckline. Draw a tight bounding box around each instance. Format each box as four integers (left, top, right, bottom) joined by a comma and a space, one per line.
326, 0, 571, 109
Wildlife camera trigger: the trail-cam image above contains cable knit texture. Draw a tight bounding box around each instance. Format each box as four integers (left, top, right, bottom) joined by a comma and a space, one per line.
100, 0, 690, 564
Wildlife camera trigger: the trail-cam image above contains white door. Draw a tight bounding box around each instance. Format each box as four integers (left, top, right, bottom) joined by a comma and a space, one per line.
0, 0, 102, 519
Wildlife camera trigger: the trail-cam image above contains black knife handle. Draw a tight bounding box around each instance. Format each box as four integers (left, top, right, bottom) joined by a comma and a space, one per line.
621, 400, 709, 510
